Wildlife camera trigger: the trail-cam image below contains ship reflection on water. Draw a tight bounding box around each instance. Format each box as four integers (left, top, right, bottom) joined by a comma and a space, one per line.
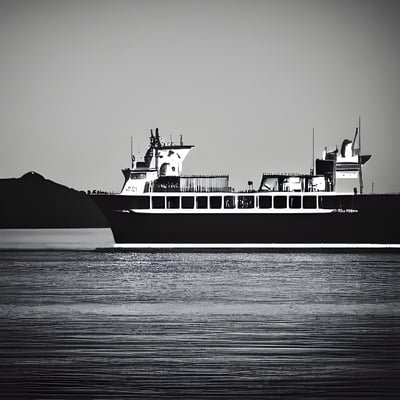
0, 243, 399, 398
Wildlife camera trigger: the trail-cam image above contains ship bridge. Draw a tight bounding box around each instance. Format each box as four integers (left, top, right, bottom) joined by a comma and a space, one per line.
121, 128, 195, 195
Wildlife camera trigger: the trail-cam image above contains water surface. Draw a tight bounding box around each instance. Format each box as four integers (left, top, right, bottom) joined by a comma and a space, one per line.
0, 228, 114, 250
0, 232, 399, 398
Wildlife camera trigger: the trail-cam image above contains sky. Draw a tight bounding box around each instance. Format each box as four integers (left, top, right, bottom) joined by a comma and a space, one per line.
0, 0, 399, 193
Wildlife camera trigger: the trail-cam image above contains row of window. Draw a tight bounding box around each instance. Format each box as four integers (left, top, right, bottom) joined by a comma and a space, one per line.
128, 194, 352, 210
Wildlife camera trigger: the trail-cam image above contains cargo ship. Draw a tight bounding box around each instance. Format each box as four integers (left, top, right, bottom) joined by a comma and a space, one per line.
90, 126, 400, 250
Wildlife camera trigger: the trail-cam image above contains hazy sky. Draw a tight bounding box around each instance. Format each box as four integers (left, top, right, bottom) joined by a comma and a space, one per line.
1, 0, 399, 193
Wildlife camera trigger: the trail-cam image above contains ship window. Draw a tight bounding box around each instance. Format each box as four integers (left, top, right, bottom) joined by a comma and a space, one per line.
303, 196, 317, 209
319, 195, 353, 210
210, 196, 222, 209
259, 195, 272, 209
182, 196, 194, 209
224, 195, 236, 209
274, 196, 287, 209
131, 196, 150, 209
238, 195, 254, 209
167, 196, 180, 209
289, 196, 301, 209
130, 172, 146, 179
152, 196, 165, 209
338, 195, 353, 210
318, 196, 338, 209
196, 196, 208, 209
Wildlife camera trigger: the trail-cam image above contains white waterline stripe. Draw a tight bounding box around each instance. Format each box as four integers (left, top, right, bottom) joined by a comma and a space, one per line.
113, 243, 400, 249
130, 209, 336, 214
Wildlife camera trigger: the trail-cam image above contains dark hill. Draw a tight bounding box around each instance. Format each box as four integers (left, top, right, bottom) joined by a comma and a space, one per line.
0, 172, 108, 228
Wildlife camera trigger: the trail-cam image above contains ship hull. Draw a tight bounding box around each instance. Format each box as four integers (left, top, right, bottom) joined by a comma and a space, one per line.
91, 193, 400, 248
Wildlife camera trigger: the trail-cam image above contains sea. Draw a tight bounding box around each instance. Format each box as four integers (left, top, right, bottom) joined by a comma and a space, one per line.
0, 229, 399, 399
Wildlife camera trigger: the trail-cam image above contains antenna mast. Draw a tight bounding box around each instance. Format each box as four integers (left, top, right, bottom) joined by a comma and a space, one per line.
358, 116, 363, 194
311, 128, 315, 175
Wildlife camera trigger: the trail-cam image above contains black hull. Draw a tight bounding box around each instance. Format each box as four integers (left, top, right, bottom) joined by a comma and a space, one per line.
91, 194, 400, 246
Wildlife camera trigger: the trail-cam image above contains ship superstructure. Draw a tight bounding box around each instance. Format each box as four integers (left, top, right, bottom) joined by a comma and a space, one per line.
118, 127, 371, 197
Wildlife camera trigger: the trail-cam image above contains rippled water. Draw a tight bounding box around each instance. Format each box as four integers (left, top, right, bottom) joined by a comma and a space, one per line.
1, 248, 400, 398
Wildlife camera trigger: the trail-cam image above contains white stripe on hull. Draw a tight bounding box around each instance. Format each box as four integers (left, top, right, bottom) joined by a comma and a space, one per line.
112, 243, 400, 249
128, 208, 338, 214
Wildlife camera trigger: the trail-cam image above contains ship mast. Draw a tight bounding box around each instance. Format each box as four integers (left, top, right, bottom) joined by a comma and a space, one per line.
358, 116, 363, 194
311, 128, 315, 175
130, 136, 135, 169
